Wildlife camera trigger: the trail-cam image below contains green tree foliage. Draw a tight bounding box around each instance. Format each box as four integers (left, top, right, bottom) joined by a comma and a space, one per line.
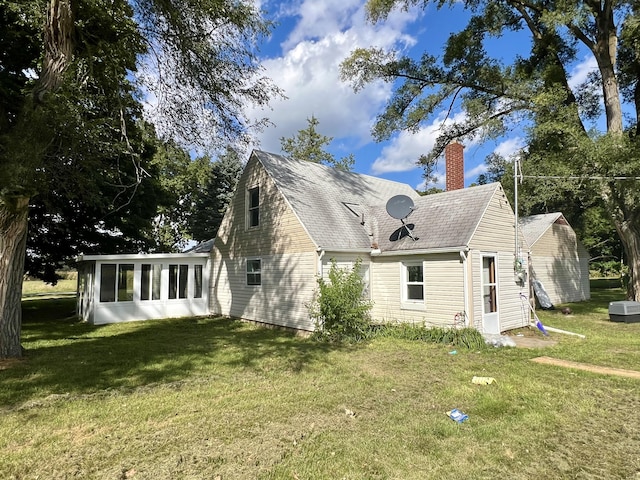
482, 154, 622, 275
309, 259, 372, 342
145, 139, 198, 253
0, 0, 279, 358
188, 148, 243, 243
280, 116, 355, 171
341, 0, 640, 300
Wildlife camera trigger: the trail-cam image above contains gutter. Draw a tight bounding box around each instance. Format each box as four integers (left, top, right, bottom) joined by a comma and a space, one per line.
75, 252, 210, 262
372, 246, 469, 257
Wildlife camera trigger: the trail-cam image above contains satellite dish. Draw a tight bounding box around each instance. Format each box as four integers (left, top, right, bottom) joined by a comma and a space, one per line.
386, 195, 415, 220
385, 195, 419, 241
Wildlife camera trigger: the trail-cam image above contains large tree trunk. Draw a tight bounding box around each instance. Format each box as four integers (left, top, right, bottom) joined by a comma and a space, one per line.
0, 196, 29, 359
35, 0, 74, 102
616, 217, 640, 302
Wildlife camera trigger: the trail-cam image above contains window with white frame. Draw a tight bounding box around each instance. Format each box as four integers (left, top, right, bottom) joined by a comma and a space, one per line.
246, 258, 262, 286
169, 264, 189, 299
194, 264, 203, 298
99, 263, 134, 302
247, 186, 260, 228
141, 263, 162, 301
402, 262, 424, 304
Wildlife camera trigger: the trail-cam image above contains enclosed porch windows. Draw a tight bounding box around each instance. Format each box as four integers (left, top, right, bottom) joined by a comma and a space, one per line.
99, 264, 134, 302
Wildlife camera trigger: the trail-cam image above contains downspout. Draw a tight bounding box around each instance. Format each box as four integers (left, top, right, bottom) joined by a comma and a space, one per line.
514, 156, 519, 261
317, 248, 325, 278
460, 249, 469, 327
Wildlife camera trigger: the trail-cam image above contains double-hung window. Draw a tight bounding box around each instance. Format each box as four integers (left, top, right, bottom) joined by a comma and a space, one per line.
247, 186, 260, 228
402, 262, 425, 308
246, 258, 262, 286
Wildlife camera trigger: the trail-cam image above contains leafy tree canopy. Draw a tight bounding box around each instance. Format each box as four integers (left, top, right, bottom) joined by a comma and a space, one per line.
0, 0, 279, 357
341, 0, 640, 300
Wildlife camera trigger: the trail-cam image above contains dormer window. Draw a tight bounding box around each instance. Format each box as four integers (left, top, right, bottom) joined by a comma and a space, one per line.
248, 186, 260, 228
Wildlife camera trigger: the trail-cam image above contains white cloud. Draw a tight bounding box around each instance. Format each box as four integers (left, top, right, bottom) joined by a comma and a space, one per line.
465, 162, 487, 180
248, 0, 421, 154
568, 55, 598, 91
494, 137, 526, 159
370, 110, 473, 174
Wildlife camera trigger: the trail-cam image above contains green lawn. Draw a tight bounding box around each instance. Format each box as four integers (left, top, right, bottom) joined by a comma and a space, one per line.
2, 280, 639, 479
21, 278, 77, 297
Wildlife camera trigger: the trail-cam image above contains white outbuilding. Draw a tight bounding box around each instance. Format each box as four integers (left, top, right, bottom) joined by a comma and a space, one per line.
519, 213, 591, 305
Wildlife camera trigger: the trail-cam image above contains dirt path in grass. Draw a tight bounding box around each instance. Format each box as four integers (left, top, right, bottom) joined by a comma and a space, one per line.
531, 356, 640, 379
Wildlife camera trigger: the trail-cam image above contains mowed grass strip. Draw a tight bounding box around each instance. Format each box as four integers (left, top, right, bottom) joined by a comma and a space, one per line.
1, 281, 639, 479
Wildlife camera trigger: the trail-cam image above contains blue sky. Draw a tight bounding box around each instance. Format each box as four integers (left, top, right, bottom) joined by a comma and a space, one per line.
245, 0, 599, 190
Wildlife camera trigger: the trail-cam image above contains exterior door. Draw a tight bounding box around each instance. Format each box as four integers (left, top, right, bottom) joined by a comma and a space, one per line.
482, 254, 500, 334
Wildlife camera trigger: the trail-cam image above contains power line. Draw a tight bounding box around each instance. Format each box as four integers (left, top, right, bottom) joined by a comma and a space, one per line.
520, 175, 640, 181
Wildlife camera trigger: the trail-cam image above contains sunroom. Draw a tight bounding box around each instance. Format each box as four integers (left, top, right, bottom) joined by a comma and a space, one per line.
76, 252, 210, 325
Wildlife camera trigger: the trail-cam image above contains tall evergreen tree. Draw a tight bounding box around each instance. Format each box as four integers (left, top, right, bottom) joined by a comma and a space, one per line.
188, 148, 243, 243
280, 116, 355, 171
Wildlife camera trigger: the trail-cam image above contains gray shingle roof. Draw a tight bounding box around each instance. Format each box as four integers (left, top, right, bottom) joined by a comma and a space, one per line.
519, 213, 564, 246
254, 151, 419, 250
253, 151, 504, 254
186, 238, 215, 253
371, 183, 502, 252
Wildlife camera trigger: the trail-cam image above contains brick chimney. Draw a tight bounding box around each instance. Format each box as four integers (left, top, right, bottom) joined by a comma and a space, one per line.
445, 141, 464, 191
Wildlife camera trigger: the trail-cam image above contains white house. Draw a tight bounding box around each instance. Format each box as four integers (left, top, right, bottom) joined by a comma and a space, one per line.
209, 150, 531, 334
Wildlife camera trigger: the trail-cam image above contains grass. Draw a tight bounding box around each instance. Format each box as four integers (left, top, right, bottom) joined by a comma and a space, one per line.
21, 278, 76, 297
1, 280, 639, 479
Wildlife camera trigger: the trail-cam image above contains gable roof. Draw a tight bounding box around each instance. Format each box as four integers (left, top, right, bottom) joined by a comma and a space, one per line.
370, 183, 504, 253
253, 150, 419, 250
518, 213, 565, 247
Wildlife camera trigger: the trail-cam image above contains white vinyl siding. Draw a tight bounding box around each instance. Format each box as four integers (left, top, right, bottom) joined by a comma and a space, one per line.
463, 188, 530, 332
210, 155, 319, 331
211, 252, 318, 331
529, 224, 591, 304
470, 250, 529, 332
469, 187, 519, 252
369, 253, 464, 327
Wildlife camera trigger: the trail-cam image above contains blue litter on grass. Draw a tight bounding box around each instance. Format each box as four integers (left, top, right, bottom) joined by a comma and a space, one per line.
447, 409, 469, 423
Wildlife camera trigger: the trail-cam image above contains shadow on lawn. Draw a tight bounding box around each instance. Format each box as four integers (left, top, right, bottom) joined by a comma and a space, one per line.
1, 297, 341, 409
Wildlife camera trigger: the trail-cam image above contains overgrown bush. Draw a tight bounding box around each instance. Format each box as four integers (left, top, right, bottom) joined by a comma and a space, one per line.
309, 259, 372, 342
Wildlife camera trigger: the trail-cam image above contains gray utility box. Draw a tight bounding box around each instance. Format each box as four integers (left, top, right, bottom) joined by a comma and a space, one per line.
609, 301, 640, 323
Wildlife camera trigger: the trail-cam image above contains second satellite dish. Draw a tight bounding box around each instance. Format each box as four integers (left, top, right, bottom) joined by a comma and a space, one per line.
386, 195, 415, 220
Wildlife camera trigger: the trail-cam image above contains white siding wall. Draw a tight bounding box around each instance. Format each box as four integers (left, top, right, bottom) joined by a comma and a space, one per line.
530, 224, 591, 304
468, 187, 530, 332
370, 253, 466, 327
210, 154, 319, 331
469, 251, 530, 332
210, 251, 318, 330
